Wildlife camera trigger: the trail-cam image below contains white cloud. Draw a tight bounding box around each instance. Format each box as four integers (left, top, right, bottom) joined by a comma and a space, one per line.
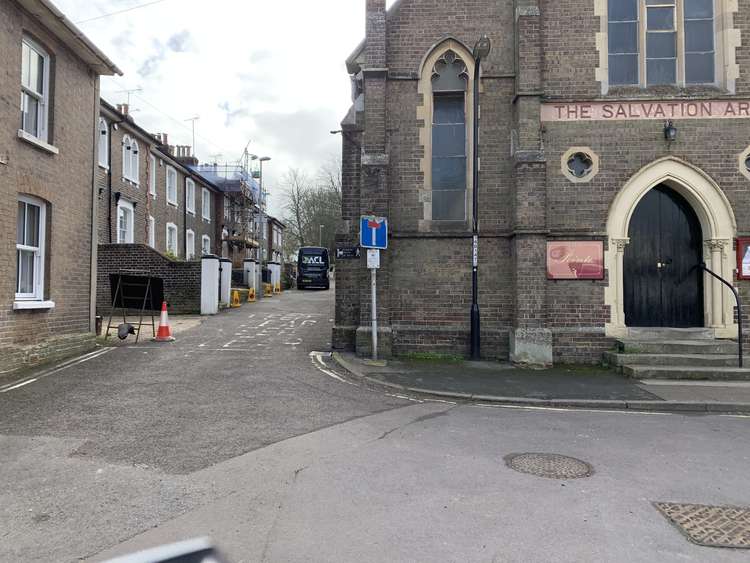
55, 0, 368, 216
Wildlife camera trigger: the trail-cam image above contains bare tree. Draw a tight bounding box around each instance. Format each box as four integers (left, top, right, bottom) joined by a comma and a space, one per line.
282, 156, 343, 259
282, 168, 312, 250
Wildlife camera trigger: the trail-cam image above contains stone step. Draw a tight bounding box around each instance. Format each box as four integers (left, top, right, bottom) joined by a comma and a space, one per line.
604, 352, 740, 369
627, 327, 715, 341
622, 365, 750, 381
617, 339, 739, 355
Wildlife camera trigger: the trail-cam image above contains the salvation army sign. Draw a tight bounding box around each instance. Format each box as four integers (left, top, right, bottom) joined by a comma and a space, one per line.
541, 99, 750, 122
547, 241, 604, 280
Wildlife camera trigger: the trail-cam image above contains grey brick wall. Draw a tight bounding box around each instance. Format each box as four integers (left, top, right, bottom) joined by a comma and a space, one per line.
97, 244, 202, 315
0, 0, 101, 374
336, 0, 750, 365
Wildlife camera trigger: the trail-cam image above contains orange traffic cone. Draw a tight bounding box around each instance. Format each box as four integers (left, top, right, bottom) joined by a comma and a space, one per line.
154, 301, 175, 342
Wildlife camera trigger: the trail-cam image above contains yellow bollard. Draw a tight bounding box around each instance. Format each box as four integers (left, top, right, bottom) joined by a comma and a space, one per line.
263, 283, 273, 297
247, 287, 256, 303
231, 290, 241, 308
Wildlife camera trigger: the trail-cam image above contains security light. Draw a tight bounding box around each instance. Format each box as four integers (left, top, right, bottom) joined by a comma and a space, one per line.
664, 120, 677, 142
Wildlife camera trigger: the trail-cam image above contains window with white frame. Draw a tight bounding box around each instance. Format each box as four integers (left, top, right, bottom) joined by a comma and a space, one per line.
186, 229, 195, 260
116, 199, 135, 243
166, 166, 177, 206
202, 188, 211, 221
16, 195, 46, 301
202, 234, 211, 255
149, 154, 157, 198
20, 37, 50, 143
131, 140, 140, 183
186, 178, 195, 214
166, 223, 178, 255
122, 136, 140, 183
608, 0, 716, 87
98, 118, 109, 168
148, 215, 156, 248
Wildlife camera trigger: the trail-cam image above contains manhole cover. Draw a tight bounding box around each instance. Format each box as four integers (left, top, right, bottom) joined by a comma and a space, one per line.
504, 453, 593, 479
655, 502, 750, 549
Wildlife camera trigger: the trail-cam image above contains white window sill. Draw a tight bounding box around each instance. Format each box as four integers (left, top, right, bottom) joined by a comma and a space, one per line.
17, 130, 59, 155
14, 300, 55, 310
167, 201, 178, 207
187, 211, 196, 216
99, 164, 109, 171
202, 218, 211, 223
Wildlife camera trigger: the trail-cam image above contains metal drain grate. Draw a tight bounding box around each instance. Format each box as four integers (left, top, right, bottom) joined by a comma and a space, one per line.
655, 502, 750, 549
504, 453, 593, 479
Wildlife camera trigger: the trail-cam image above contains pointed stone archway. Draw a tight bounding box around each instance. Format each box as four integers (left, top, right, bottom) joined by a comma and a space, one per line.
605, 157, 737, 338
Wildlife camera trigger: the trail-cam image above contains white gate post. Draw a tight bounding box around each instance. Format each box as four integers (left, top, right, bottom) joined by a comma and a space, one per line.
219, 258, 232, 305
201, 255, 219, 315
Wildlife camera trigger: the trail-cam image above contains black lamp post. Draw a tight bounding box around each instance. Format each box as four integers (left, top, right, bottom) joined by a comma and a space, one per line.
470, 34, 491, 361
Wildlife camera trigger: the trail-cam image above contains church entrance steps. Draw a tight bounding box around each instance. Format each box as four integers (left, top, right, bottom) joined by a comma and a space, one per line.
615, 339, 738, 355
604, 352, 739, 368
608, 332, 747, 381
621, 365, 750, 380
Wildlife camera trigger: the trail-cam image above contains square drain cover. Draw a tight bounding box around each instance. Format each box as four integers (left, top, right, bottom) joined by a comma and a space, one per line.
655, 502, 750, 549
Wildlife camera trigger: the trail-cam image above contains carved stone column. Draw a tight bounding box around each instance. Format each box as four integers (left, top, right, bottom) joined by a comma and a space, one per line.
612, 238, 630, 328
708, 239, 730, 328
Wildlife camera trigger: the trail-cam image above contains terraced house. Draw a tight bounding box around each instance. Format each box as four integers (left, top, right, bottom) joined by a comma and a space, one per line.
335, 0, 750, 370
95, 101, 224, 315
0, 0, 120, 374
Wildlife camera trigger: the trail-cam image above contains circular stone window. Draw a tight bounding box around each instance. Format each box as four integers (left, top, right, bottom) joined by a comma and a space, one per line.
561, 147, 599, 183
740, 147, 750, 181
567, 152, 594, 178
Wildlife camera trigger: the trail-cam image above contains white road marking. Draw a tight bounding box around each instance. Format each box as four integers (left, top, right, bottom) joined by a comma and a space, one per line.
310, 352, 358, 386
0, 347, 112, 393
470, 404, 672, 415
223, 340, 237, 348
1, 378, 38, 392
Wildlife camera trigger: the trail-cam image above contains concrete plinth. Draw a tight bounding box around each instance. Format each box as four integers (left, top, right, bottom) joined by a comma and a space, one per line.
510, 328, 553, 367
356, 326, 393, 359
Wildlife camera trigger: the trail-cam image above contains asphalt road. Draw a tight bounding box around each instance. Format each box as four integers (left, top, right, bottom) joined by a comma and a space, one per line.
2, 288, 750, 562
0, 288, 408, 561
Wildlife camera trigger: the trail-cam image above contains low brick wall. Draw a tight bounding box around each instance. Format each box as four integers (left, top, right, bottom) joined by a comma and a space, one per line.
97, 244, 202, 315
0, 333, 96, 377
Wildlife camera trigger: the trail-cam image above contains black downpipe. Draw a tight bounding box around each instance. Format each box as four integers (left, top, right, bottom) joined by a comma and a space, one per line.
106, 118, 124, 244
183, 178, 187, 259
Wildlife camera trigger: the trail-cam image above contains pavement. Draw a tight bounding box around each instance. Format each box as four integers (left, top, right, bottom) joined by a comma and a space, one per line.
333, 353, 750, 413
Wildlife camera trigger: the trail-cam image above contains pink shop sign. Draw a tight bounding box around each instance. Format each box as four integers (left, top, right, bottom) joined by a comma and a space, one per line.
547, 241, 604, 280
541, 100, 750, 122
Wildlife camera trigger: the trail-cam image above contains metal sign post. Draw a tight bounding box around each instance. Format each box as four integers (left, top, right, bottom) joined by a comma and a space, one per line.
361, 216, 388, 361
367, 248, 380, 360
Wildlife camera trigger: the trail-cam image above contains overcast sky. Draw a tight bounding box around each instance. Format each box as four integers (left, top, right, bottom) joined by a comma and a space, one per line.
54, 0, 388, 216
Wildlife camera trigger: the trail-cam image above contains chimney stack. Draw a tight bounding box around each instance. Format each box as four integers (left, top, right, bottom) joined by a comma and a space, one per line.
116, 103, 130, 116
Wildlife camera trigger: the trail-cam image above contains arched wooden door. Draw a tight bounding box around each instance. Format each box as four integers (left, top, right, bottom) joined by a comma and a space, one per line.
624, 184, 704, 327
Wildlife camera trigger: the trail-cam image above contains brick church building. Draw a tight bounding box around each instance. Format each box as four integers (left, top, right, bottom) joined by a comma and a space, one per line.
334, 0, 750, 366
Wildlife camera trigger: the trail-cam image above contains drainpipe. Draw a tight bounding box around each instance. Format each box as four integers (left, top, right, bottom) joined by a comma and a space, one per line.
183, 176, 188, 259
107, 117, 124, 244
89, 79, 100, 333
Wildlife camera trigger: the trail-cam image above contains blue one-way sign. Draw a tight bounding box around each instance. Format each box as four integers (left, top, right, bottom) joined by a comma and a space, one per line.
360, 216, 388, 250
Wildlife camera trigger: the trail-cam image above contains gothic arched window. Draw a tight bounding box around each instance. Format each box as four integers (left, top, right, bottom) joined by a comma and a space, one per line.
431, 50, 469, 221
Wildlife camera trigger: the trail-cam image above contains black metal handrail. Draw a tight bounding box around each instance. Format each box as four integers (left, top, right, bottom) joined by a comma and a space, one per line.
699, 262, 743, 368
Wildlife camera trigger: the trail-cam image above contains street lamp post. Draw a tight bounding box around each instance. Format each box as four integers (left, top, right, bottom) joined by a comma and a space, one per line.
251, 155, 271, 296
471, 34, 491, 361
319, 224, 324, 246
